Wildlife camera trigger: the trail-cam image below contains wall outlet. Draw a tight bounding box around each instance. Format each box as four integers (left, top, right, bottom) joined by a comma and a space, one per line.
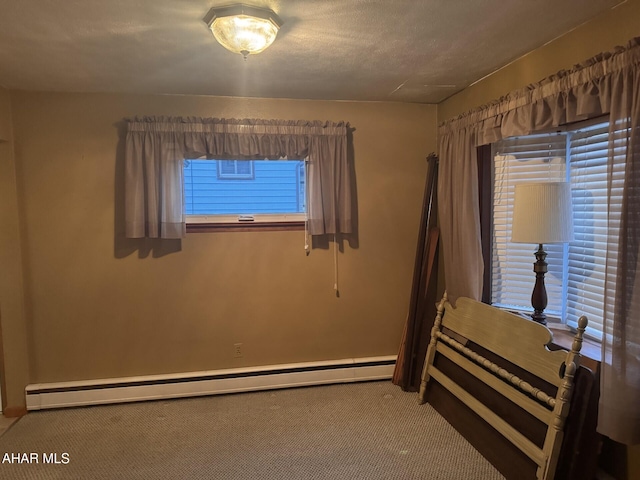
233, 343, 243, 358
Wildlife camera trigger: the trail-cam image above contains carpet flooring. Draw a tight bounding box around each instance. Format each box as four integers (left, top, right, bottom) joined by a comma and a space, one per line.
0, 381, 505, 479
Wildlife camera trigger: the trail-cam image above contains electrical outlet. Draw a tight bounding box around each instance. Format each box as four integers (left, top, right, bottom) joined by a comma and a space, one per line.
234, 343, 243, 358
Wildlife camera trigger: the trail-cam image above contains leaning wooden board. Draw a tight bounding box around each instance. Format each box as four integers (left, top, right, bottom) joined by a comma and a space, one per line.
419, 294, 589, 480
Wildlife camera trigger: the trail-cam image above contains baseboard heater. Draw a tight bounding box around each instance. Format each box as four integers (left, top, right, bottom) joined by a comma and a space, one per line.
25, 356, 396, 411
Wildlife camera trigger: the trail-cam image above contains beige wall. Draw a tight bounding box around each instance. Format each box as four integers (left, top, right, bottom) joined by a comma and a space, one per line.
0, 88, 31, 409
439, 0, 640, 123
7, 91, 436, 392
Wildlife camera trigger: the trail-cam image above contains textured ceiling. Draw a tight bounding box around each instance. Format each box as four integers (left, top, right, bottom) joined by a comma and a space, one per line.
0, 0, 624, 104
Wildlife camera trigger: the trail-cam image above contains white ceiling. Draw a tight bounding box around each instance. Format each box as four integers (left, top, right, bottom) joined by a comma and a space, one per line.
0, 0, 624, 104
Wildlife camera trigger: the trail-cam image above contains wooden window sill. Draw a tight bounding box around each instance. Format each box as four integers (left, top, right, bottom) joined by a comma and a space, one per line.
507, 309, 601, 369
548, 327, 601, 372
186, 221, 305, 233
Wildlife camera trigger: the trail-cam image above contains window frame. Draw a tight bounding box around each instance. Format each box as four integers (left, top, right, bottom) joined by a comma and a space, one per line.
216, 160, 255, 180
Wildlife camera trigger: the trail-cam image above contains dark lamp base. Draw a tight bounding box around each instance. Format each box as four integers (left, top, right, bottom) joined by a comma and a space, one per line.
530, 243, 549, 326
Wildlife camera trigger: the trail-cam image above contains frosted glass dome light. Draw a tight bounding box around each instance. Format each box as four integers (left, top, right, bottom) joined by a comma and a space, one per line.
204, 4, 283, 60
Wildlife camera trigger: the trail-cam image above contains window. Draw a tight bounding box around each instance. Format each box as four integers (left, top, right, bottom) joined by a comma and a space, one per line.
184, 159, 306, 225
217, 160, 254, 180
490, 118, 623, 341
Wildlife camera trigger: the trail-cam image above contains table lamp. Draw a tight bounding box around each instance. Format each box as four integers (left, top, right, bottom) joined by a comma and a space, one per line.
511, 182, 574, 325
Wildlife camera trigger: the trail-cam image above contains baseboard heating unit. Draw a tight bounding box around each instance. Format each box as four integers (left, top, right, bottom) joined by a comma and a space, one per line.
25, 356, 397, 410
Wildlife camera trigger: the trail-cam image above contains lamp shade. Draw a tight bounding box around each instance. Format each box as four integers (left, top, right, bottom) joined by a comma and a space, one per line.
511, 182, 574, 244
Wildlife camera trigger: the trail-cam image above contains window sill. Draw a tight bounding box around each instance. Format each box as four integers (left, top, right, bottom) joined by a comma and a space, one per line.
502, 308, 601, 368
186, 221, 305, 233
548, 326, 601, 370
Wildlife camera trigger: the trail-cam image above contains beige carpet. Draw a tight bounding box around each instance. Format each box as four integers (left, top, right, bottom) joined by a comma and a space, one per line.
0, 381, 505, 479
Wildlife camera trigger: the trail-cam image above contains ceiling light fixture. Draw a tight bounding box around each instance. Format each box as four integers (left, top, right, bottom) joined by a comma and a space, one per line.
203, 4, 283, 60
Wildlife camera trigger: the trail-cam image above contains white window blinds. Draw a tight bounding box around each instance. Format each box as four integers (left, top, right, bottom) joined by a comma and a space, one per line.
491, 118, 618, 340
491, 133, 567, 317
566, 121, 623, 340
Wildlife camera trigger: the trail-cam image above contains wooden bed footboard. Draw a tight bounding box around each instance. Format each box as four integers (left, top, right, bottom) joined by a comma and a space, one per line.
419, 293, 588, 480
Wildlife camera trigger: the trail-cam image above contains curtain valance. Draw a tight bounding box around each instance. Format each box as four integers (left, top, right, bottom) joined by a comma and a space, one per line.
126, 117, 349, 159
127, 117, 348, 135
440, 37, 640, 144
124, 117, 353, 239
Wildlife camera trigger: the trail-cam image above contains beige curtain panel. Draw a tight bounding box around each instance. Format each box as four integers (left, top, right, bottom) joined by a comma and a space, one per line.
438, 37, 640, 445
124, 117, 353, 238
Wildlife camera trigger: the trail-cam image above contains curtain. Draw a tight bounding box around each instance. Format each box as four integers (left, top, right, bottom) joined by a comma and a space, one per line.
599, 52, 640, 445
438, 37, 640, 444
437, 126, 483, 302
124, 117, 352, 238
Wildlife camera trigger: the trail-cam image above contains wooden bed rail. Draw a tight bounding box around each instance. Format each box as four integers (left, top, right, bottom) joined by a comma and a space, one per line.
419, 292, 588, 480
432, 330, 558, 409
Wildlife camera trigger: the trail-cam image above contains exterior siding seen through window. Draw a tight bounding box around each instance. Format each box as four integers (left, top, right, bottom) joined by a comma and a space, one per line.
184, 159, 306, 215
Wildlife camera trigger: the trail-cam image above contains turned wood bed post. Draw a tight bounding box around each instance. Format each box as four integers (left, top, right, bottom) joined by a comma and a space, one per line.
540, 315, 588, 479
418, 291, 447, 404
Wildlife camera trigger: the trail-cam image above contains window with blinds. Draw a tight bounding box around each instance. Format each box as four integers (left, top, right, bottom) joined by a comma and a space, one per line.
491, 118, 619, 340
